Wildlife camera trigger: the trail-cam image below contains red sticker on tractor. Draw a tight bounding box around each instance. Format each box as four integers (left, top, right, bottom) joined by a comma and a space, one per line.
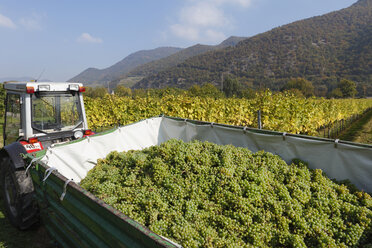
20, 141, 44, 153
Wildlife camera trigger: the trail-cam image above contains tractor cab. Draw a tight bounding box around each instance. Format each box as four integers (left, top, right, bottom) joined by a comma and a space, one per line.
0, 81, 92, 229
3, 81, 91, 152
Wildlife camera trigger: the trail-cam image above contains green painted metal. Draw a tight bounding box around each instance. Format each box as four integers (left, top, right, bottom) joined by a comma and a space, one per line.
28, 157, 180, 248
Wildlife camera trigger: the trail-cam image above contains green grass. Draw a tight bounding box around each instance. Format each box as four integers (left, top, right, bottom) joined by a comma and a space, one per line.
338, 108, 372, 144
353, 110, 372, 144
0, 197, 53, 248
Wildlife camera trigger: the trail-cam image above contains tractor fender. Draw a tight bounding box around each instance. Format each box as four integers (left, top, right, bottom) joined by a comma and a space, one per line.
0, 142, 27, 170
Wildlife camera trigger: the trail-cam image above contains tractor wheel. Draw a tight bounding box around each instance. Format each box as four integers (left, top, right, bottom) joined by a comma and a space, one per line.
0, 157, 39, 230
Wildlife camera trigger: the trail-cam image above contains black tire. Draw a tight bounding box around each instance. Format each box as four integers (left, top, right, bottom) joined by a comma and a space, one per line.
0, 156, 39, 230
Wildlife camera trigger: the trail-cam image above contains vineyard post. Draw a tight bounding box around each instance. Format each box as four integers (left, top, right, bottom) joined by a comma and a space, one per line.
328, 123, 330, 138
323, 125, 325, 138
257, 110, 262, 129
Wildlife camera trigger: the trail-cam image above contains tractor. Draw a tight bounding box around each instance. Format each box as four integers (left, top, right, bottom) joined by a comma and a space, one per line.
0, 81, 92, 229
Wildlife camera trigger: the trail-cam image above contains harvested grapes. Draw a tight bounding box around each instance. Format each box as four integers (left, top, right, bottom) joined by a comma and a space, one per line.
80, 139, 372, 248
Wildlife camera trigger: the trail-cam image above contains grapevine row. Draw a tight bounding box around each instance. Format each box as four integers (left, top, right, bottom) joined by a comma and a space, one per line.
84, 91, 372, 135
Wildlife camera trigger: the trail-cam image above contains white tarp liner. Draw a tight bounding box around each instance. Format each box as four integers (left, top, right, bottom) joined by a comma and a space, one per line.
40, 116, 372, 192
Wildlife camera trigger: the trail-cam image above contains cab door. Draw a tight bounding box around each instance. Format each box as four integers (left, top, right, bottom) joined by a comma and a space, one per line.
4, 93, 22, 146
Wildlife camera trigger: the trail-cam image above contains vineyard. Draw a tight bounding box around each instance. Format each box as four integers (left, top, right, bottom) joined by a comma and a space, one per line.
84, 91, 372, 136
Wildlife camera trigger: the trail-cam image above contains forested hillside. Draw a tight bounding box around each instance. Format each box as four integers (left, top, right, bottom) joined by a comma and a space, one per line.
134, 0, 372, 94
69, 47, 182, 86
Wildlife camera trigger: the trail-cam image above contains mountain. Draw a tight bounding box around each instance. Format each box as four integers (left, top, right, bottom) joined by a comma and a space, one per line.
134, 0, 372, 90
110, 44, 215, 87
69, 47, 183, 86
0, 77, 51, 82
111, 36, 247, 87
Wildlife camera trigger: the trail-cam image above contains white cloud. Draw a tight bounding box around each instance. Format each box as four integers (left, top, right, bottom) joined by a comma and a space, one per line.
0, 13, 17, 29
169, 0, 251, 43
179, 2, 228, 28
19, 14, 42, 31
170, 24, 200, 41
212, 0, 252, 7
77, 33, 103, 44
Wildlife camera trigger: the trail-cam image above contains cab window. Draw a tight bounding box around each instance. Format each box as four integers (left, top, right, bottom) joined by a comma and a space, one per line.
31, 92, 83, 133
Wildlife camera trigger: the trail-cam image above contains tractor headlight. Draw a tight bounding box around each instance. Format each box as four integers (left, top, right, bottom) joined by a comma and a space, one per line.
69, 84, 80, 91
38, 84, 50, 91
74, 130, 84, 139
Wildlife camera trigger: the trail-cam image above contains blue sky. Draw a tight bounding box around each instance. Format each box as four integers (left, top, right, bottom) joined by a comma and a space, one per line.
0, 0, 356, 81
